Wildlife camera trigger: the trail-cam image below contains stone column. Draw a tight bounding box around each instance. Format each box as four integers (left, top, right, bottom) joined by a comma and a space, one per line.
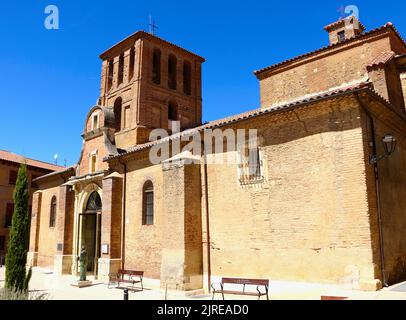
98, 173, 123, 281
161, 156, 203, 291
27, 191, 42, 267
54, 185, 75, 275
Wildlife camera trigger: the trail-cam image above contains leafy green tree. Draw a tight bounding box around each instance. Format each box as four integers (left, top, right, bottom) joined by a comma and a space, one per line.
5, 164, 32, 292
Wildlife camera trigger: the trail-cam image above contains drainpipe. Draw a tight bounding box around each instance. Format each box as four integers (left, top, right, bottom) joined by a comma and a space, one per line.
118, 159, 127, 270
356, 93, 388, 287
202, 141, 212, 292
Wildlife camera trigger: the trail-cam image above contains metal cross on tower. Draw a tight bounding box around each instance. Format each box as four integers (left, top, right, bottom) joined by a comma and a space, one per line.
149, 15, 158, 36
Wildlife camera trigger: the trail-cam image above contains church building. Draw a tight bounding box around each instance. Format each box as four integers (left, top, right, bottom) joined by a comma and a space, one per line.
29, 16, 406, 291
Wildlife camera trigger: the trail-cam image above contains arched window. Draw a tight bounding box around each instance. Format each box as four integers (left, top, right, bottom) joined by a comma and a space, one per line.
152, 49, 161, 85
107, 59, 114, 91
114, 97, 122, 132
168, 101, 178, 121
142, 181, 154, 225
183, 61, 192, 95
50, 196, 57, 228
118, 53, 124, 85
129, 47, 135, 81
86, 192, 102, 213
168, 54, 177, 90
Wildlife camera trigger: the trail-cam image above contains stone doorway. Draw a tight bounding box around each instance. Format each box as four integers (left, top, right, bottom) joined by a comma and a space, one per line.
79, 191, 102, 276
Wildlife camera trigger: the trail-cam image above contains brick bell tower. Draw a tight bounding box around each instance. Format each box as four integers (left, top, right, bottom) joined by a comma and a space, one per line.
98, 31, 205, 149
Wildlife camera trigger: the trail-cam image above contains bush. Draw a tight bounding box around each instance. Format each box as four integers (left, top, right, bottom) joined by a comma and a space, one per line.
0, 287, 49, 301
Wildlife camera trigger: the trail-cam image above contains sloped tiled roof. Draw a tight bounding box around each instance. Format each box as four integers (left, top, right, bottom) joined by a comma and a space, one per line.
0, 150, 65, 172
32, 165, 76, 183
324, 16, 366, 32
254, 22, 406, 77
100, 30, 205, 62
106, 81, 373, 161
367, 51, 396, 69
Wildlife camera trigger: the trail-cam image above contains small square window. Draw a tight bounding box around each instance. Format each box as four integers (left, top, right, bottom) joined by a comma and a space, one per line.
90, 155, 97, 173
92, 114, 99, 130
337, 31, 346, 43
0, 236, 5, 251
9, 170, 18, 185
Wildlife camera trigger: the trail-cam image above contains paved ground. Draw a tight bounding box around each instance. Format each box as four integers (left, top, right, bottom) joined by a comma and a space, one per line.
1, 267, 406, 300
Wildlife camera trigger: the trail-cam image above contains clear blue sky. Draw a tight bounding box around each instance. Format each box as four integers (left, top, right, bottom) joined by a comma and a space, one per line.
0, 0, 404, 166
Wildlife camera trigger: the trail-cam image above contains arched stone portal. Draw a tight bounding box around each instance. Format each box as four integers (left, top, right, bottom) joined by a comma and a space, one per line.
78, 190, 102, 276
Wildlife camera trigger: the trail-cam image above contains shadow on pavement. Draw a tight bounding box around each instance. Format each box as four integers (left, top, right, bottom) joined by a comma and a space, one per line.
390, 282, 406, 293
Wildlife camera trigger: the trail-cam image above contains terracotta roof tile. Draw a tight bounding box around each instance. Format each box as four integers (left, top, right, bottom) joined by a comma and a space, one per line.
324, 16, 366, 31
100, 31, 205, 62
367, 51, 396, 69
106, 81, 373, 161
0, 150, 65, 172
254, 22, 405, 77
32, 165, 76, 183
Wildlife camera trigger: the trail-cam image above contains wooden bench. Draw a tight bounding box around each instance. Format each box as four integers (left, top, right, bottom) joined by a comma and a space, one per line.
321, 296, 348, 300
211, 278, 269, 300
108, 270, 144, 291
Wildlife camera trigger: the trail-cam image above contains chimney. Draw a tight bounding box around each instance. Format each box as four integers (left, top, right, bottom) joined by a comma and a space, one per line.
324, 16, 366, 45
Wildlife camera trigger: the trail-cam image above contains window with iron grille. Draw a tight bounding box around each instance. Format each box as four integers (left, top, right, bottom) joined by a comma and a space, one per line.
142, 181, 154, 225
237, 140, 264, 185
5, 203, 14, 228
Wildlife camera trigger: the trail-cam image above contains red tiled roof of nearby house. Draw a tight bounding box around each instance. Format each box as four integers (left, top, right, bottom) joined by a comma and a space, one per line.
105, 81, 374, 161
32, 165, 77, 183
254, 22, 406, 77
367, 51, 396, 69
0, 150, 65, 172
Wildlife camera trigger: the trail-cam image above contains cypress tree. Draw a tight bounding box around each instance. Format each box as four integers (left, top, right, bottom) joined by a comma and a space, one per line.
5, 163, 32, 292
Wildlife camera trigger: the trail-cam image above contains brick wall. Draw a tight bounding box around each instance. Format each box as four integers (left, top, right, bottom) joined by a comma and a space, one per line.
85, 109, 105, 133
78, 135, 109, 177
361, 96, 406, 285
36, 185, 60, 269
201, 96, 378, 289
161, 160, 203, 290
401, 74, 406, 109
123, 157, 164, 279
100, 35, 203, 149
258, 35, 398, 109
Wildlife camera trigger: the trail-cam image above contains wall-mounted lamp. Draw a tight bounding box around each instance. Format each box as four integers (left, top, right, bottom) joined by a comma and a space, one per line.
370, 134, 397, 165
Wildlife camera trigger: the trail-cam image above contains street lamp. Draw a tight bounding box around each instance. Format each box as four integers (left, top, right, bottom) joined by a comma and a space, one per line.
370, 134, 397, 165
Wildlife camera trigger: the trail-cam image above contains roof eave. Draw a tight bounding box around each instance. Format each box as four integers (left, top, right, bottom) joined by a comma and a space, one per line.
99, 30, 205, 63
105, 83, 374, 162
254, 23, 405, 79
